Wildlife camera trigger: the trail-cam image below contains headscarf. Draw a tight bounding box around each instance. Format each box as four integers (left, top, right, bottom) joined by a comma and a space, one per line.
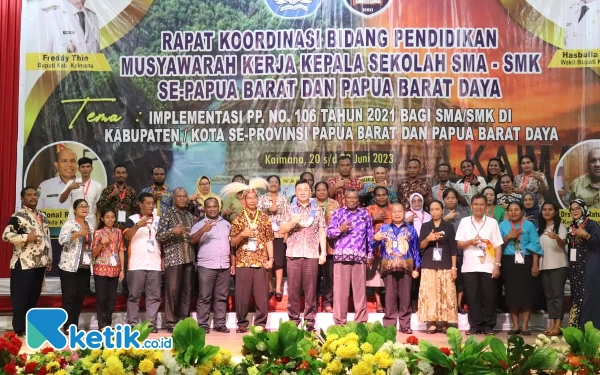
569, 199, 589, 228
521, 191, 540, 228
407, 192, 432, 235
195, 176, 222, 208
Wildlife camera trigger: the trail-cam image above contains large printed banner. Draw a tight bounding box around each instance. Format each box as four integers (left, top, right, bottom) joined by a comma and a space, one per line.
18, 0, 600, 231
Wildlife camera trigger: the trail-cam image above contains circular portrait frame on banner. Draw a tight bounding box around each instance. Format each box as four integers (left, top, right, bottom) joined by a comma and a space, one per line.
554, 139, 600, 209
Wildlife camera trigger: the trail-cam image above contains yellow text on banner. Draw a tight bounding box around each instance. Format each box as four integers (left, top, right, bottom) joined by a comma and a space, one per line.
548, 49, 600, 68
25, 53, 112, 71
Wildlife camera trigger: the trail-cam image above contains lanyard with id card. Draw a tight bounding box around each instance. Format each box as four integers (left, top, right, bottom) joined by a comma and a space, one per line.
116, 185, 128, 222
109, 254, 118, 266
511, 220, 525, 264
82, 252, 91, 265
432, 229, 444, 261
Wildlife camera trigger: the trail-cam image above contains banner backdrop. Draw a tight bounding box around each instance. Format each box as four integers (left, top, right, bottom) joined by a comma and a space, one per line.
18, 0, 600, 239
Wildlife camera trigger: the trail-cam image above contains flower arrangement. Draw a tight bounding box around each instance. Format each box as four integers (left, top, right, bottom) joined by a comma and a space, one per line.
0, 332, 27, 375
5, 318, 600, 374
555, 322, 600, 375
237, 321, 323, 374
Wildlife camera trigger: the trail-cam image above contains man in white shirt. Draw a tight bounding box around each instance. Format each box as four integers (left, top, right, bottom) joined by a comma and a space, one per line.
123, 192, 163, 333
59, 157, 103, 227
564, 0, 600, 49
33, 0, 100, 53
455, 193, 503, 335
37, 148, 77, 211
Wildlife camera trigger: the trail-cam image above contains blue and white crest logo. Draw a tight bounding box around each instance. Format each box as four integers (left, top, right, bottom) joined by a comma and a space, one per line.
344, 0, 391, 17
264, 0, 321, 18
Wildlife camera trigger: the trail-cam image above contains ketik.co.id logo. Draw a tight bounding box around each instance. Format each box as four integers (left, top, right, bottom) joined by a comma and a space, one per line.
344, 0, 391, 17
26, 308, 147, 350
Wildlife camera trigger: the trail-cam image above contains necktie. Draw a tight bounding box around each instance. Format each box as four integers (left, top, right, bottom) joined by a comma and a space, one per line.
579, 5, 589, 22
77, 11, 86, 34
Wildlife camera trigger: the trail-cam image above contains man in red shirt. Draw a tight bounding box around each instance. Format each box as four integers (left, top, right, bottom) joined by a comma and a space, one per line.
328, 156, 363, 207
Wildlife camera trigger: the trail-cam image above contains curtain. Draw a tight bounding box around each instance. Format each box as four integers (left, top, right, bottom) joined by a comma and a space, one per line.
0, 0, 23, 277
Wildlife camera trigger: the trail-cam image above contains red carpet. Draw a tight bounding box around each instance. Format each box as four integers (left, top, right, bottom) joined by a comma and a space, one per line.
0, 295, 384, 313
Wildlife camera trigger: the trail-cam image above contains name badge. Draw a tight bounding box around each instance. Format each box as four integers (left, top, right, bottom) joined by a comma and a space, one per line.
82, 252, 91, 265
474, 243, 486, 257
147, 239, 155, 253
433, 247, 442, 261
152, 208, 158, 216
247, 238, 257, 251
515, 250, 525, 264
118, 210, 126, 222
109, 254, 118, 267
570, 248, 577, 262
272, 221, 279, 232
392, 240, 398, 250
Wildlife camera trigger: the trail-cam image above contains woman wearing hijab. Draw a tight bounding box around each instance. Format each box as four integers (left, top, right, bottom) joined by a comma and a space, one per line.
521, 192, 540, 229
406, 192, 432, 312
567, 199, 600, 329
222, 175, 247, 222
406, 193, 432, 235
188, 176, 222, 222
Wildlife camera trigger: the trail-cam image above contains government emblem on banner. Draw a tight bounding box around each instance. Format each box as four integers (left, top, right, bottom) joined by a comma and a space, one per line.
344, 0, 391, 17
264, 0, 321, 18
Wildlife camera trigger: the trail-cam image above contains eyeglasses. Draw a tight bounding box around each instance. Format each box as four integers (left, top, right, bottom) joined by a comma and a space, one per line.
569, 207, 582, 212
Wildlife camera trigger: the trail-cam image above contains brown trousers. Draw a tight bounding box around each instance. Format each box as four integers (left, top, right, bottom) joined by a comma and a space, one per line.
383, 271, 413, 330
287, 257, 319, 327
235, 267, 269, 328
333, 262, 368, 325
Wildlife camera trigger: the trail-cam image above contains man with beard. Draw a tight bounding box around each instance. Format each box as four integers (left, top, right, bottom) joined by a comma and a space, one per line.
191, 198, 233, 333
328, 156, 364, 207
97, 164, 138, 293
37, 148, 78, 211
431, 163, 467, 206
156, 188, 195, 333
397, 159, 432, 209
141, 166, 174, 216
563, 147, 600, 208
2, 187, 52, 336
97, 165, 138, 230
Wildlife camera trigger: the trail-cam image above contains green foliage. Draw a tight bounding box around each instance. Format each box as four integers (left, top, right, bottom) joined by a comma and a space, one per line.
131, 320, 153, 342
172, 317, 219, 367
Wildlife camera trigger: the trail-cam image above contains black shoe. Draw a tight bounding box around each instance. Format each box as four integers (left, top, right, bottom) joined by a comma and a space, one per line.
399, 328, 413, 334
166, 327, 174, 333
213, 326, 229, 333
466, 329, 478, 336
305, 325, 316, 332
151, 327, 158, 333
483, 329, 495, 335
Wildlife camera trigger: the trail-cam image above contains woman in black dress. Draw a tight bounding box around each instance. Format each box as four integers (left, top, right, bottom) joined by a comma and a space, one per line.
567, 199, 600, 329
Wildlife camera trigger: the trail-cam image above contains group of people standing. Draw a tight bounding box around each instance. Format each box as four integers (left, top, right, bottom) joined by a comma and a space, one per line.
3, 152, 600, 336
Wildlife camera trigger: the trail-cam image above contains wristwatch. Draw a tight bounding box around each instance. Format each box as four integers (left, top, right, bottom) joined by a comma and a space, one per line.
494, 262, 502, 267
269, 257, 274, 262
